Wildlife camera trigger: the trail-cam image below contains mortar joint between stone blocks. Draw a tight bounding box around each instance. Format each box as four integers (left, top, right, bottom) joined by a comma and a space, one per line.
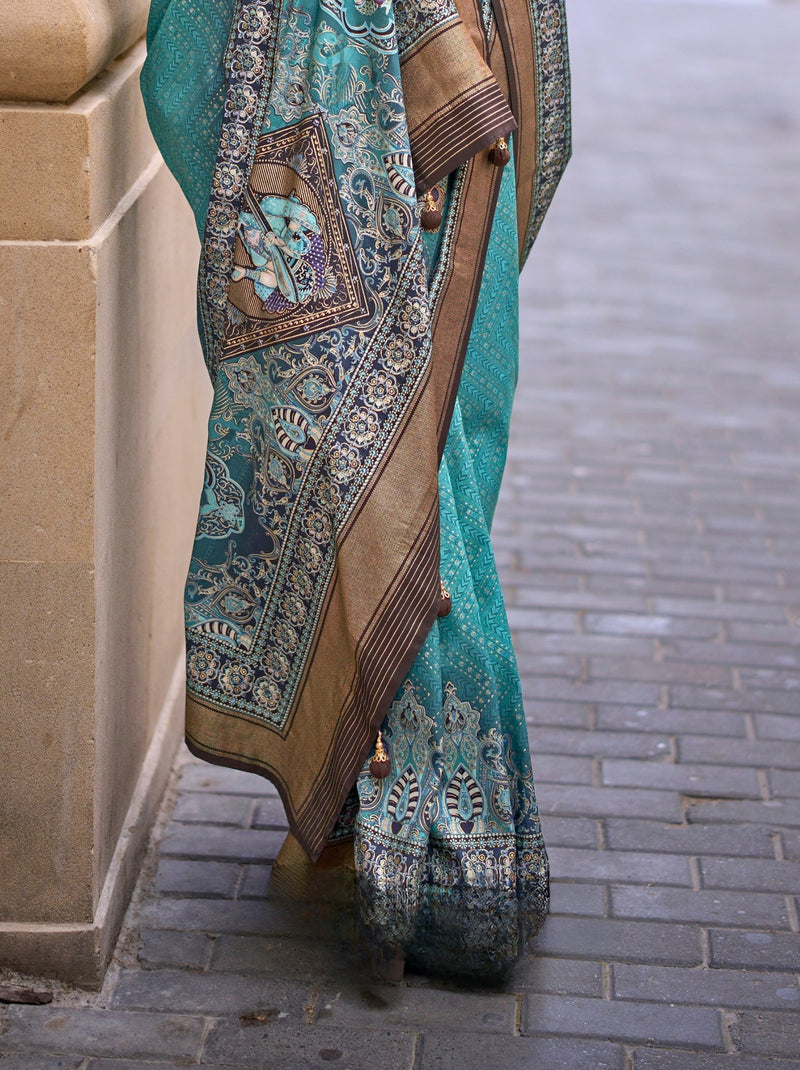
785, 895, 800, 934
411, 1030, 424, 1070
602, 961, 612, 1000
514, 992, 523, 1036
720, 1009, 738, 1055
195, 1015, 216, 1064
591, 757, 602, 788
245, 797, 258, 830
689, 855, 702, 892
700, 927, 711, 968
772, 831, 785, 862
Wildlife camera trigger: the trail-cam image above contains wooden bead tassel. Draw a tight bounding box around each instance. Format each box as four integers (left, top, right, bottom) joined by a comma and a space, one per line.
420, 188, 442, 232
488, 137, 511, 167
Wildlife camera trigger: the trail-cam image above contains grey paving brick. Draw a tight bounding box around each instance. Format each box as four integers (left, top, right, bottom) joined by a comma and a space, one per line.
251, 796, 290, 829
514, 587, 647, 613
729, 1009, 800, 1057
708, 929, 800, 972
538, 814, 599, 849
537, 784, 684, 822
679, 735, 800, 770
612, 963, 800, 1011
521, 994, 724, 1048
549, 881, 606, 917
517, 651, 584, 677
660, 640, 799, 670
610, 886, 792, 930
87, 1063, 221, 1070
159, 824, 285, 863
519, 633, 656, 660
0, 1007, 203, 1060
632, 1051, 800, 1070
531, 726, 673, 760
739, 666, 800, 692
238, 864, 272, 899
512, 956, 603, 996
500, 568, 582, 592
587, 575, 717, 600
525, 699, 593, 729
651, 597, 787, 624
754, 714, 800, 742
154, 858, 240, 898
727, 621, 800, 646
685, 798, 800, 829
110, 968, 312, 1015
316, 984, 516, 1034
171, 792, 254, 826
138, 929, 213, 969
506, 607, 577, 632
211, 934, 355, 979
0, 1058, 83, 1070
530, 754, 595, 785
603, 819, 775, 859
548, 847, 691, 887
700, 856, 800, 895
137, 895, 333, 938
584, 613, 720, 640
522, 676, 662, 706
418, 1033, 625, 1070
601, 758, 761, 799
671, 686, 800, 715
780, 828, 800, 860
531, 917, 701, 966
769, 769, 800, 799
201, 1020, 416, 1069
589, 657, 731, 686
595, 705, 747, 738
178, 763, 279, 796
516, 554, 647, 579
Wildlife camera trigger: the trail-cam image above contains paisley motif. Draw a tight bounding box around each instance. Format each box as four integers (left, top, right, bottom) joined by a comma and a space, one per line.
445, 765, 484, 826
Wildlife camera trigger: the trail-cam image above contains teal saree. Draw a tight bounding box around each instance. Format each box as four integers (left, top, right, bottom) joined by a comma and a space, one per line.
142, 0, 570, 975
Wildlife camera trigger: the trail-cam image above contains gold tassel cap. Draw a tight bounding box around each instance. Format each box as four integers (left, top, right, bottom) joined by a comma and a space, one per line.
420, 188, 442, 231
369, 731, 391, 779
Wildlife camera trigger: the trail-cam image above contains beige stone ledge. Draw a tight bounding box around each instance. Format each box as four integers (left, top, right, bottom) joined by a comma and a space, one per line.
0, 41, 156, 242
0, 0, 149, 102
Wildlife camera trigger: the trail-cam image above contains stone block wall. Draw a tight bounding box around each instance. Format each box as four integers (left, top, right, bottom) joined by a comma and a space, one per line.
0, 4, 211, 986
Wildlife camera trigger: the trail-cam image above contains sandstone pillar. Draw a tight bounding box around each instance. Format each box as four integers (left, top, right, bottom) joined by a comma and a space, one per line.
0, 2, 211, 986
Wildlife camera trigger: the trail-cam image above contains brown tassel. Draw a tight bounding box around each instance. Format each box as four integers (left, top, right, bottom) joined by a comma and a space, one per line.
488, 137, 511, 168
420, 189, 442, 232
438, 578, 452, 618
369, 731, 391, 779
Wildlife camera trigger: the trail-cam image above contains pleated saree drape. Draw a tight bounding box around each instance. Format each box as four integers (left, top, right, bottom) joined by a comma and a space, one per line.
141, 0, 570, 974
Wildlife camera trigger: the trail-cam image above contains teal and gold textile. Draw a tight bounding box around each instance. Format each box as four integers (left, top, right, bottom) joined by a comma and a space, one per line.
142, 0, 570, 973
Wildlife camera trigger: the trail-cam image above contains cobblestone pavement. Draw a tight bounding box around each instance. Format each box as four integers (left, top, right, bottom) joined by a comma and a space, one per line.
3, 0, 800, 1066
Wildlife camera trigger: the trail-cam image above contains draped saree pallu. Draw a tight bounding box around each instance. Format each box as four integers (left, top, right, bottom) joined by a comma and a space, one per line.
141, 0, 570, 975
